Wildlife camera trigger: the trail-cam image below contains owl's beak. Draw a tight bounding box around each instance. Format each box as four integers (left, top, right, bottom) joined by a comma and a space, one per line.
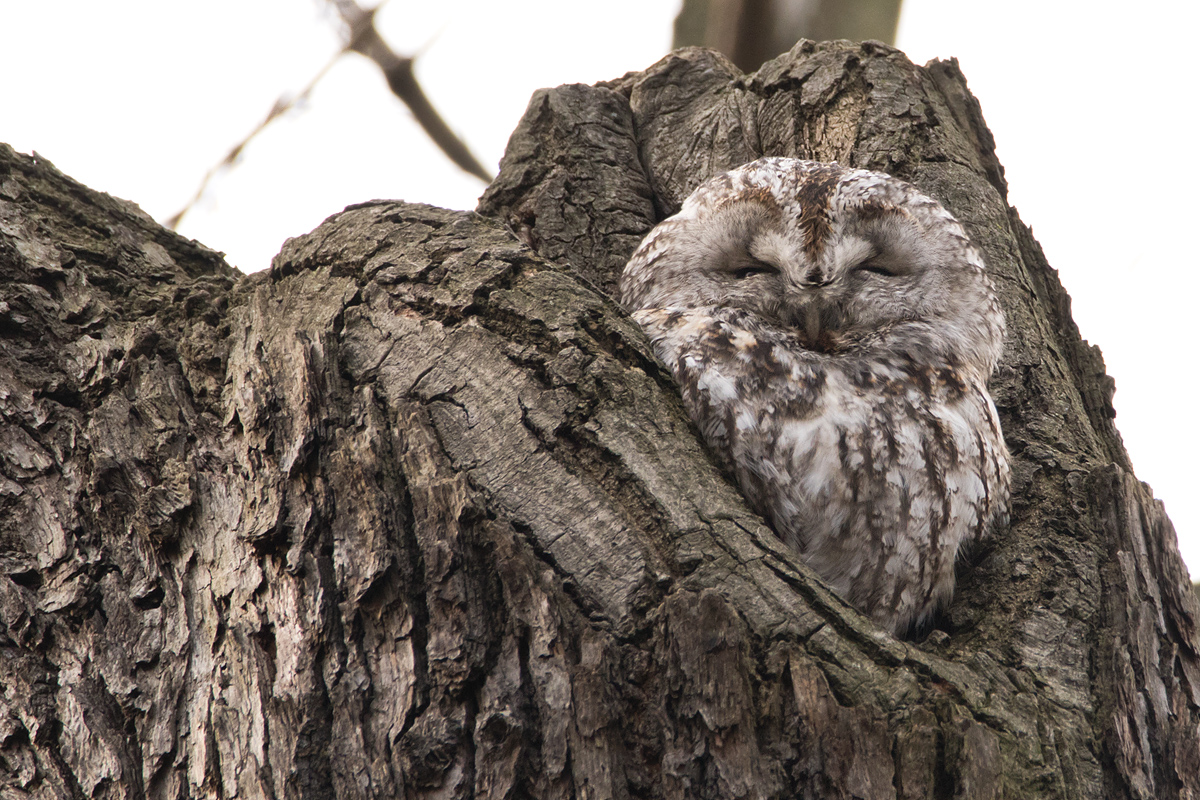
784, 293, 848, 354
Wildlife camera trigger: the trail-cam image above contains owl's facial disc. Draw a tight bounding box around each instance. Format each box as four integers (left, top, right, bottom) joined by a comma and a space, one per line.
771, 224, 929, 353
730, 225, 857, 349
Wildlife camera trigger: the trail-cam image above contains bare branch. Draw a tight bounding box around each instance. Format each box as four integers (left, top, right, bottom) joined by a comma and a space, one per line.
168, 2, 491, 232
334, 0, 493, 183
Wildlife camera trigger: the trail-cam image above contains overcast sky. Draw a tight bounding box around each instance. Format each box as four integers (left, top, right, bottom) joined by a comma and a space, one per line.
3, 0, 1197, 572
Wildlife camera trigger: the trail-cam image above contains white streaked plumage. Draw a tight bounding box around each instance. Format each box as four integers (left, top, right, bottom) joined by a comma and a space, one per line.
621, 158, 1010, 635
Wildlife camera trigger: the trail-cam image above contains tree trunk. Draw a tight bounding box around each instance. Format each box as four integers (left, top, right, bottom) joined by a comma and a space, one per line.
673, 0, 903, 72
1, 40, 1196, 800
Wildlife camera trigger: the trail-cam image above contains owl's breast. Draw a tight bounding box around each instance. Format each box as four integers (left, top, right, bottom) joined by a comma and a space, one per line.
634, 304, 1010, 633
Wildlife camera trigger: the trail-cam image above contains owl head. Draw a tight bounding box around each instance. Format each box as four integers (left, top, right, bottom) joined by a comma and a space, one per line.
620, 158, 1005, 379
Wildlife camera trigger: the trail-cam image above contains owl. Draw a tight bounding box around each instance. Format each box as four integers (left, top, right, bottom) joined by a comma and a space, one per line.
621, 158, 1010, 636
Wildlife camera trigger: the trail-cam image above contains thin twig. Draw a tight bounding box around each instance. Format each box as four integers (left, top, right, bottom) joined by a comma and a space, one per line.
168, 2, 491, 231
166, 49, 344, 230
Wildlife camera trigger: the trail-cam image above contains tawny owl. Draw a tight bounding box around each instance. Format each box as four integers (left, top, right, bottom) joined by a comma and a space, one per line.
621, 158, 1010, 635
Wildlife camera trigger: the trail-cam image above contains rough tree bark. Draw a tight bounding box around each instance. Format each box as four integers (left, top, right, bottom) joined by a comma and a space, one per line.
1, 40, 1196, 800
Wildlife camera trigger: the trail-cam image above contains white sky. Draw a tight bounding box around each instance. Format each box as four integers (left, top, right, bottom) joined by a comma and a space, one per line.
2, 1, 1197, 573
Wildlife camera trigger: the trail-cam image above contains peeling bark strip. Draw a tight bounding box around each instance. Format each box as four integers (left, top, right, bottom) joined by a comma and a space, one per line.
0, 39, 1197, 800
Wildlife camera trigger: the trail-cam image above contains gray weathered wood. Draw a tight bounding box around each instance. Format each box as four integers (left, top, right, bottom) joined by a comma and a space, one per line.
1, 40, 1196, 799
